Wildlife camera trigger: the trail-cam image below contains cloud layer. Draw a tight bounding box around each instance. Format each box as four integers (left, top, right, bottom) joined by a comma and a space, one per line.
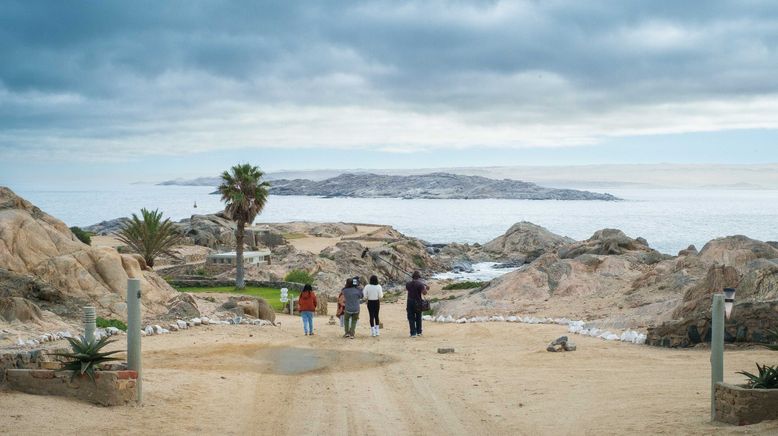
2, 0, 778, 160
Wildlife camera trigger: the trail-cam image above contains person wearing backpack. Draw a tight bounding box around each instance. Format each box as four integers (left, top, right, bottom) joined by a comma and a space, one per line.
298, 284, 318, 336
342, 276, 364, 338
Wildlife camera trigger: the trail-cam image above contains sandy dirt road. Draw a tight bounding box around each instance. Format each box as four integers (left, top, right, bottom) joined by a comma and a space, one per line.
1, 302, 777, 435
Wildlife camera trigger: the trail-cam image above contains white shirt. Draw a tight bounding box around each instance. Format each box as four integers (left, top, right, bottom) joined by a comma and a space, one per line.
363, 284, 383, 300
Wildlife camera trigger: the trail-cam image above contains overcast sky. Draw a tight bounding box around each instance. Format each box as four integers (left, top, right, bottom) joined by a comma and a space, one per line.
2, 0, 778, 186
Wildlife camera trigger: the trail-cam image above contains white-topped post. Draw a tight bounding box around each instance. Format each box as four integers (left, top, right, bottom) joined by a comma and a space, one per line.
82, 306, 96, 344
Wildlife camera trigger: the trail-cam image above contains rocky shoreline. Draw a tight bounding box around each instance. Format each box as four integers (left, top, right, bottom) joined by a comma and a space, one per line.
2, 185, 777, 350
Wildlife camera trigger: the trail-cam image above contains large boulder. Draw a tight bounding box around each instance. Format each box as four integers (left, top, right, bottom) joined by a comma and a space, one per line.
558, 229, 658, 259
483, 222, 573, 263
175, 213, 239, 249
0, 186, 186, 322
697, 235, 778, 270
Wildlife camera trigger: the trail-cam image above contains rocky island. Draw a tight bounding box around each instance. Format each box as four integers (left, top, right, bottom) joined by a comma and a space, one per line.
268, 172, 619, 200
161, 172, 620, 200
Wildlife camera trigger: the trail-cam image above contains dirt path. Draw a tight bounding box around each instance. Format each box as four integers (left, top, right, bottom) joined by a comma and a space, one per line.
1, 302, 777, 435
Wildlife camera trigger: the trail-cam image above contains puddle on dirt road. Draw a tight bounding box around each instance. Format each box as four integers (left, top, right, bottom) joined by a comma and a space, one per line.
252, 347, 392, 375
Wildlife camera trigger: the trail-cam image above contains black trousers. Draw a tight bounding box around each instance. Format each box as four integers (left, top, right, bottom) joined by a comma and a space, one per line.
367, 300, 380, 327
406, 301, 422, 336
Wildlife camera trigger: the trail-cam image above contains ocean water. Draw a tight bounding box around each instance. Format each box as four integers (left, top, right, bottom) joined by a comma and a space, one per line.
11, 185, 778, 255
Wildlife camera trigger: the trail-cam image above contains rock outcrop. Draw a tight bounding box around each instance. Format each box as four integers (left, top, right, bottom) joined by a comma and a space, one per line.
0, 187, 190, 328
437, 228, 778, 346
647, 236, 778, 347
82, 217, 131, 236
482, 221, 573, 262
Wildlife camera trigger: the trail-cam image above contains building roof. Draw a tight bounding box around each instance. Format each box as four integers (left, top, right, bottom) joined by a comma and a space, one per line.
208, 250, 271, 258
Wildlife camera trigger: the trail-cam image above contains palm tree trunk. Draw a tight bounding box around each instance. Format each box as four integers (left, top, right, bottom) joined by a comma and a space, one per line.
236, 220, 245, 289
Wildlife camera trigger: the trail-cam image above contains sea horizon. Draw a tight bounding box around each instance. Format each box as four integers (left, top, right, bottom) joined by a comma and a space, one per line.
9, 184, 778, 256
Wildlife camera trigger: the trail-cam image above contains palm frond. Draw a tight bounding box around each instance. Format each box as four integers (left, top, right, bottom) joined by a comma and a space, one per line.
116, 208, 183, 267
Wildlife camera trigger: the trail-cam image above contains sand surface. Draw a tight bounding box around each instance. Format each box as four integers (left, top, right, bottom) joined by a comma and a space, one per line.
2, 302, 777, 435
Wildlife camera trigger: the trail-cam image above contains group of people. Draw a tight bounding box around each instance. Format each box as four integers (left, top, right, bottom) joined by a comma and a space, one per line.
295, 271, 429, 338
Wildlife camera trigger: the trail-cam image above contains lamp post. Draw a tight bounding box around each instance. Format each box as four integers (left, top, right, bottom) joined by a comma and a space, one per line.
711, 287, 736, 421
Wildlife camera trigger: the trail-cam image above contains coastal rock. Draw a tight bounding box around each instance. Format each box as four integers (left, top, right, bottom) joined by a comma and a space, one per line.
697, 235, 778, 271
0, 186, 185, 324
546, 336, 576, 352
268, 172, 620, 200
82, 217, 131, 236
558, 229, 661, 260
436, 229, 691, 329
222, 296, 276, 322
483, 221, 573, 262
647, 254, 778, 347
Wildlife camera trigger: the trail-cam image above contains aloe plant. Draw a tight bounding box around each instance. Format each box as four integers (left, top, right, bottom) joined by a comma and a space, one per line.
737, 363, 778, 389
54, 335, 123, 383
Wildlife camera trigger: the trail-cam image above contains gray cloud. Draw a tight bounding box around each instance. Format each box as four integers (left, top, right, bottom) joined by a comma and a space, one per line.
1, 0, 778, 159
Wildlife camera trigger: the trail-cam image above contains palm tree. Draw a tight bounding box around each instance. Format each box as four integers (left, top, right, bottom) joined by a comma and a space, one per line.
116, 208, 183, 268
218, 163, 270, 289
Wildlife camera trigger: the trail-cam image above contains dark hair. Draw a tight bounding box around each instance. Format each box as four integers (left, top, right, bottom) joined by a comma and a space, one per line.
345, 278, 352, 288
352, 276, 360, 286
412, 271, 421, 279
302, 284, 313, 293
369, 275, 379, 285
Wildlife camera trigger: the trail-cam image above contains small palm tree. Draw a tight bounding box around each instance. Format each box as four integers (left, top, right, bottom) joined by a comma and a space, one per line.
116, 208, 183, 268
218, 163, 270, 289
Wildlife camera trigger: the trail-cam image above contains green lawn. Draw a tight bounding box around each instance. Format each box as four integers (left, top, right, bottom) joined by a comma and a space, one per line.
175, 286, 297, 311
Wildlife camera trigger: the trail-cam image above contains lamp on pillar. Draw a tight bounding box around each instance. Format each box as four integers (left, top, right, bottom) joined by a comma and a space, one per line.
711, 288, 736, 421
723, 288, 736, 320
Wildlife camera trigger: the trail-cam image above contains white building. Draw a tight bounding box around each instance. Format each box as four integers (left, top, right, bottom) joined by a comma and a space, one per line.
206, 250, 271, 266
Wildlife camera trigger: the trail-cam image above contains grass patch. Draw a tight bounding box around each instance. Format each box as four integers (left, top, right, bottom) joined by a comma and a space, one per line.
442, 280, 485, 290
282, 232, 307, 240
174, 286, 297, 311
96, 317, 127, 331
285, 269, 314, 285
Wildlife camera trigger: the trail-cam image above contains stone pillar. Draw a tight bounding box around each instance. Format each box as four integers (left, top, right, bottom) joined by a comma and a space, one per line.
711, 293, 724, 421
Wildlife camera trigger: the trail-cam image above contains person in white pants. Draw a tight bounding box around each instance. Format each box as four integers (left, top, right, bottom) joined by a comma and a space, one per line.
364, 275, 383, 337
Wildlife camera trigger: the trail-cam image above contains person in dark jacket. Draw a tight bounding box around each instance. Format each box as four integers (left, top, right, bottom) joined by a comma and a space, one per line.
405, 271, 428, 337
342, 277, 364, 338
297, 284, 318, 336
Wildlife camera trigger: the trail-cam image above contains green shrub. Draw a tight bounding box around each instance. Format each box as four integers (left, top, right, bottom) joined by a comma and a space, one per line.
70, 226, 92, 245
284, 269, 314, 285
442, 281, 485, 290
412, 254, 425, 268
194, 267, 208, 277
96, 317, 127, 332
